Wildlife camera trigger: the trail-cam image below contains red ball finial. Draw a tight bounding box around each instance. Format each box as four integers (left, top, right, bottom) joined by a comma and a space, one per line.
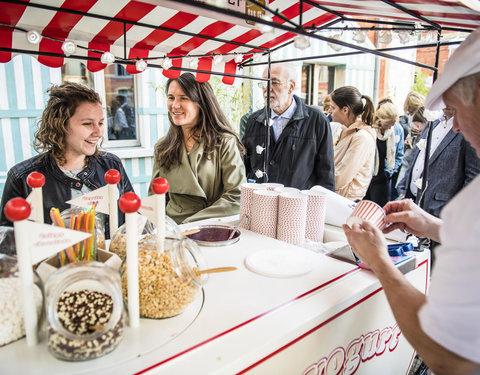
119, 192, 141, 213
27, 172, 45, 188
151, 178, 169, 195
4, 198, 31, 222
104, 169, 121, 184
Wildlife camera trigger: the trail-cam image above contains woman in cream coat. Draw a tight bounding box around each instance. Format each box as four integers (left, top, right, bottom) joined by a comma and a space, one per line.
328, 86, 377, 201
150, 73, 246, 224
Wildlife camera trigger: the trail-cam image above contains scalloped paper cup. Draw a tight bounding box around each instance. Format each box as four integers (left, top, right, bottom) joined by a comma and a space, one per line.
301, 190, 327, 242
251, 190, 280, 238
240, 183, 267, 230
274, 187, 300, 194
346, 200, 386, 230
277, 192, 308, 245
261, 183, 284, 191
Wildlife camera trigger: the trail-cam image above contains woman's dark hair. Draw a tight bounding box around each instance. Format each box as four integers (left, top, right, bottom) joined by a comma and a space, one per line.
412, 106, 426, 123
330, 86, 375, 126
34, 82, 102, 166
155, 73, 245, 170
376, 97, 393, 111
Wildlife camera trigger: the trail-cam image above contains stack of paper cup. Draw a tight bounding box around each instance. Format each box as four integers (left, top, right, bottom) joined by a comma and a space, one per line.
240, 183, 267, 230
301, 190, 327, 242
251, 190, 280, 238
277, 192, 308, 245
262, 183, 284, 191
274, 187, 300, 194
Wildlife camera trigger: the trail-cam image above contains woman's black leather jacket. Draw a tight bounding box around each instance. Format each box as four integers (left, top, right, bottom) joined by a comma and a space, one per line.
0, 151, 133, 238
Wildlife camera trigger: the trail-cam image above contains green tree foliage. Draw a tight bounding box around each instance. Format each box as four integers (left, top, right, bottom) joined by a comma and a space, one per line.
411, 70, 431, 97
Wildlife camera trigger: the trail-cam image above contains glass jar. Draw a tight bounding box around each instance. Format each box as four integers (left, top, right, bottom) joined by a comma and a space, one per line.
0, 254, 43, 347
121, 236, 208, 319
45, 261, 124, 361
109, 215, 181, 261
60, 207, 106, 252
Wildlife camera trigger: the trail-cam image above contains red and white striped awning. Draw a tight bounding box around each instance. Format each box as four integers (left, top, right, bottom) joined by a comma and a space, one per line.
0, 0, 479, 84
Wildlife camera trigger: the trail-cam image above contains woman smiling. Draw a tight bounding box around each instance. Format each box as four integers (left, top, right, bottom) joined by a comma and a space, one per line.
0, 82, 133, 236
150, 73, 246, 224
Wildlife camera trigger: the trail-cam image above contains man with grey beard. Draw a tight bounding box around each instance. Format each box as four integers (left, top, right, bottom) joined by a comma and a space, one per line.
242, 63, 335, 190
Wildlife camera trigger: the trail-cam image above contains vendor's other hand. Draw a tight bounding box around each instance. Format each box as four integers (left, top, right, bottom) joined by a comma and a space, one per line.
383, 199, 441, 242
343, 221, 389, 270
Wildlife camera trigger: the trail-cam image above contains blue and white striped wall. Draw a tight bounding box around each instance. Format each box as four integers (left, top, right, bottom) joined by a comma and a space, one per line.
0, 55, 170, 199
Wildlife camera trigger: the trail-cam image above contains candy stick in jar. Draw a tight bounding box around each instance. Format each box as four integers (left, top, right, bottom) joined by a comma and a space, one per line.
4, 198, 38, 346
151, 177, 169, 252
27, 172, 45, 223
119, 192, 141, 328
104, 169, 121, 236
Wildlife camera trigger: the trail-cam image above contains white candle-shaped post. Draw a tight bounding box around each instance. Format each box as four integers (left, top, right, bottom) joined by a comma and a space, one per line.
119, 192, 141, 328
104, 169, 121, 236
4, 198, 38, 346
151, 177, 169, 252
27, 172, 45, 224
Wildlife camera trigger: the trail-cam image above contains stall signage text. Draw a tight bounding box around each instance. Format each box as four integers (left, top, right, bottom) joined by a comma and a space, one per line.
303, 324, 402, 375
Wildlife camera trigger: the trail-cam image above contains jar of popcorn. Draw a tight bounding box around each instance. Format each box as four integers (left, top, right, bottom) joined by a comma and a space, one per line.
121, 236, 208, 319
0, 254, 43, 347
109, 214, 181, 261
45, 261, 124, 361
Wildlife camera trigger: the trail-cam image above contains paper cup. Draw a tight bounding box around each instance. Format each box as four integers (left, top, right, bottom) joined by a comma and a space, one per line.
251, 190, 279, 238
274, 187, 300, 194
301, 190, 327, 242
240, 183, 267, 230
346, 200, 386, 230
261, 183, 284, 191
277, 192, 308, 245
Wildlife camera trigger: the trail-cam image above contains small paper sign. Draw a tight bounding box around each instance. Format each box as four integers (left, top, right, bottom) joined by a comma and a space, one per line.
138, 195, 156, 225
23, 221, 91, 264
66, 185, 117, 214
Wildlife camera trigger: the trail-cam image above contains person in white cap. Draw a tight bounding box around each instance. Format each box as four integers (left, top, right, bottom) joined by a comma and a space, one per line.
343, 28, 480, 375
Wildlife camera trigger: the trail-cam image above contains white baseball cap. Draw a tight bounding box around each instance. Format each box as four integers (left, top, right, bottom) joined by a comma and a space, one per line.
425, 27, 480, 110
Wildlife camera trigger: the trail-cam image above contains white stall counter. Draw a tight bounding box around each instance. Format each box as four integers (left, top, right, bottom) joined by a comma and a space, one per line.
0, 218, 429, 374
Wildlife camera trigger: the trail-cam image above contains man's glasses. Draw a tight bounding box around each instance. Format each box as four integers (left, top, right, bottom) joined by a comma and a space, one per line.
257, 80, 287, 89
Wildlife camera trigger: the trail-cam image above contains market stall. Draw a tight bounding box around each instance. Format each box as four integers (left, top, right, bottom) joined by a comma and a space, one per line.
0, 214, 429, 374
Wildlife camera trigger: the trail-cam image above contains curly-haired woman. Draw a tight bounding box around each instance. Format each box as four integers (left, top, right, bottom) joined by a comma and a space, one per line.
149, 73, 246, 224
0, 82, 133, 236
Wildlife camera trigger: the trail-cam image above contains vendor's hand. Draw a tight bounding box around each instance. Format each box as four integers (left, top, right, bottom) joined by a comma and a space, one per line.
383, 199, 442, 243
342, 221, 390, 271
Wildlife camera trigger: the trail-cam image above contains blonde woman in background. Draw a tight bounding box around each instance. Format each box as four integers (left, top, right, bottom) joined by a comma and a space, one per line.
364, 102, 404, 206
329, 86, 376, 200
399, 91, 425, 139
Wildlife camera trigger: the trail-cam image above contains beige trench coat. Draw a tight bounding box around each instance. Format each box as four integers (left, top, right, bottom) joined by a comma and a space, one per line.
150, 135, 246, 224
334, 121, 376, 201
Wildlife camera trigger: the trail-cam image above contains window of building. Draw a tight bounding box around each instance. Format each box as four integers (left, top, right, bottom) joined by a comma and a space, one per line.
103, 64, 138, 147
61, 62, 139, 148
61, 61, 94, 88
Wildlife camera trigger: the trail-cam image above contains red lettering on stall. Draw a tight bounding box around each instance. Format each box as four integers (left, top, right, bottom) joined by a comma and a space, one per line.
302, 324, 401, 375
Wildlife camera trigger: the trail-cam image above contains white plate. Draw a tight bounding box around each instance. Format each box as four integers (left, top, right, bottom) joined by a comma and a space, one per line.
245, 249, 313, 278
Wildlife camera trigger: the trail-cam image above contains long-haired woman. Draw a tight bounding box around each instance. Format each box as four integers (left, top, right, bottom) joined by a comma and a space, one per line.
0, 82, 133, 236
328, 86, 377, 200
150, 73, 246, 224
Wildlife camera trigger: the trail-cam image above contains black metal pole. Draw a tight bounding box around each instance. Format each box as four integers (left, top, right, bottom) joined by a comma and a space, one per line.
419, 30, 442, 208
263, 53, 271, 183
